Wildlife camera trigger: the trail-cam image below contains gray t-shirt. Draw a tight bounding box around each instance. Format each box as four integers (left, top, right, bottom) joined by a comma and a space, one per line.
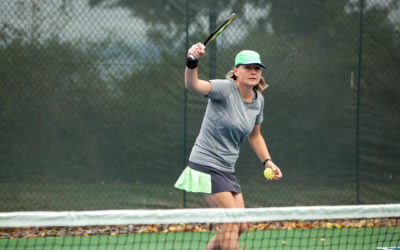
189, 78, 264, 172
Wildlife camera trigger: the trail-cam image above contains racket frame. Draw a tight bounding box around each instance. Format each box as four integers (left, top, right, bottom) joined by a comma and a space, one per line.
188, 13, 236, 61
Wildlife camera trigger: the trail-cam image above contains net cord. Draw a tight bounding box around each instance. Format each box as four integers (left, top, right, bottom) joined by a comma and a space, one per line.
1, 204, 399, 228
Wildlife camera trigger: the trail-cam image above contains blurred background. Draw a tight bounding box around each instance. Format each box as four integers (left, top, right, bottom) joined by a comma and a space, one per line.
1, 0, 399, 211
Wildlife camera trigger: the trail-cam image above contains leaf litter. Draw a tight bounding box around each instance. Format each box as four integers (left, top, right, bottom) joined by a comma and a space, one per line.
1, 218, 398, 240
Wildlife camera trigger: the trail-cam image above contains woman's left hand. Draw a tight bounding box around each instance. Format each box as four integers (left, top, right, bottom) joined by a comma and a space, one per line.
265, 161, 282, 180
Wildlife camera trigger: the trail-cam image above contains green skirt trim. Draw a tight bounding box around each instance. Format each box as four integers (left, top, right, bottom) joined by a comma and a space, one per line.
174, 166, 212, 194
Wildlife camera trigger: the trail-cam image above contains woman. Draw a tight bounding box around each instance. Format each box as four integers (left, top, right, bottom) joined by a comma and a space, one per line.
175, 43, 282, 250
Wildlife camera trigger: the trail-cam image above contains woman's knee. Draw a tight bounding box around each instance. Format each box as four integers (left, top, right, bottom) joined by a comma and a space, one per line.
238, 222, 248, 236
221, 222, 246, 235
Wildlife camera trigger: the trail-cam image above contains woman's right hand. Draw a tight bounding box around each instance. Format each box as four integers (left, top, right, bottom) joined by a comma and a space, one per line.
188, 43, 206, 60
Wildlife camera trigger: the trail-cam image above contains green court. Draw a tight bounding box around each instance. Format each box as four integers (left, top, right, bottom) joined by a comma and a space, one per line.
2, 227, 399, 250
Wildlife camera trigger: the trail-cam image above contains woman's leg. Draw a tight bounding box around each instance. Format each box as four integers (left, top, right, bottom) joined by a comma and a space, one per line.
232, 193, 248, 236
204, 192, 247, 250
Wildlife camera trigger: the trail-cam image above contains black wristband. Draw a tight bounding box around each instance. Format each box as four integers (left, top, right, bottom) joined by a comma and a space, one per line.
263, 158, 271, 166
186, 58, 198, 69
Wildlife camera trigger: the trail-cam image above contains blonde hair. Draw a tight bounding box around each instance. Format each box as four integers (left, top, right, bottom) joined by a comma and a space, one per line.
225, 68, 268, 93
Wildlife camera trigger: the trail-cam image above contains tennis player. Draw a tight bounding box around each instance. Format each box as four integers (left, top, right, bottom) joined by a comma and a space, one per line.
175, 43, 282, 250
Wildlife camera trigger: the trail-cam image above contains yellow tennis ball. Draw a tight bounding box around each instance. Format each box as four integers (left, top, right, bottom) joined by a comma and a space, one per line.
264, 168, 274, 180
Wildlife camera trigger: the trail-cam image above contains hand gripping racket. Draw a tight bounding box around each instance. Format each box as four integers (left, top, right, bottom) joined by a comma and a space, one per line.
189, 13, 236, 61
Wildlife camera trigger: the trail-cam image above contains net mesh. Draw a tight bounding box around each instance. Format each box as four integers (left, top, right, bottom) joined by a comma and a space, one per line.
1, 204, 399, 249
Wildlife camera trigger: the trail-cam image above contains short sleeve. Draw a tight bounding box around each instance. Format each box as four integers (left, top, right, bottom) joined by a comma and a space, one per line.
206, 79, 235, 101
255, 93, 264, 125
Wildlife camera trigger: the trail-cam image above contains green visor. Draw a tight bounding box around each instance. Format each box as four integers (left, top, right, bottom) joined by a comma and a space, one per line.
235, 50, 266, 68
174, 166, 212, 194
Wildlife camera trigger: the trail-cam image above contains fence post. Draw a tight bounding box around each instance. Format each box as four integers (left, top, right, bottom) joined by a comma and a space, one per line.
183, 0, 190, 208
355, 0, 365, 205
209, 0, 217, 79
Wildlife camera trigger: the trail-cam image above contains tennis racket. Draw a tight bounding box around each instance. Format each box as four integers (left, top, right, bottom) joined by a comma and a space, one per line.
189, 13, 236, 61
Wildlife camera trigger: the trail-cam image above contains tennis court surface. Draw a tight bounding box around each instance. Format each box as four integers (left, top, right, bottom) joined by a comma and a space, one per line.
1, 204, 399, 249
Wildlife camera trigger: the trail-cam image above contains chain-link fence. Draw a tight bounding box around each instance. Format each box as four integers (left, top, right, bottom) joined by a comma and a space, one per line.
1, 0, 399, 211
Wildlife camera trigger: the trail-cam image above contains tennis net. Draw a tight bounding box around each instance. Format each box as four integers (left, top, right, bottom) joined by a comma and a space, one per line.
1, 204, 399, 249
